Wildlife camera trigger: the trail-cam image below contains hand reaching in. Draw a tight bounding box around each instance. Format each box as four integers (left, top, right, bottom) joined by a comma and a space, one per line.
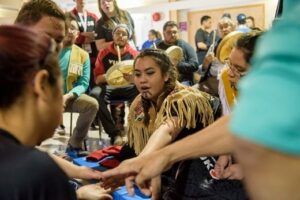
214, 154, 244, 180
76, 183, 112, 200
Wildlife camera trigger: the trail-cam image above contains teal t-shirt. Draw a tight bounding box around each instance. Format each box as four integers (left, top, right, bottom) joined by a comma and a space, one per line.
59, 47, 90, 96
230, 3, 300, 155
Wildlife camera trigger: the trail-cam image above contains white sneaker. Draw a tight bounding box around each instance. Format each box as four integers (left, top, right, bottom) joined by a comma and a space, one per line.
55, 125, 66, 136
113, 135, 124, 146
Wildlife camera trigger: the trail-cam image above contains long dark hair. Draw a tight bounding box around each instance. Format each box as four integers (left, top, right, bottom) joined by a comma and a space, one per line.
236, 31, 263, 63
134, 49, 178, 125
149, 29, 162, 40
0, 25, 60, 109
98, 0, 129, 29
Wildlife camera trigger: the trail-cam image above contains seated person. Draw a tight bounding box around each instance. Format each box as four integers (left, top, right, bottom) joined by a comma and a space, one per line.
0, 24, 112, 200
219, 30, 262, 115
93, 24, 139, 145
59, 14, 99, 155
141, 29, 162, 49
157, 21, 199, 86
236, 13, 251, 33
214, 31, 263, 180
198, 17, 235, 97
102, 49, 247, 199
100, 31, 263, 198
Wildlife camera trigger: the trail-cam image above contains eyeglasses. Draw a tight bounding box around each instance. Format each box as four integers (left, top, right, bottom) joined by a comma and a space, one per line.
165, 30, 178, 36
113, 31, 128, 37
224, 59, 247, 77
68, 26, 78, 34
218, 23, 233, 30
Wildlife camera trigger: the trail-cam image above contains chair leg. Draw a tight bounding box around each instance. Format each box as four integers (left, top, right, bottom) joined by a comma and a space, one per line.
97, 116, 102, 140
83, 139, 88, 151
70, 112, 73, 136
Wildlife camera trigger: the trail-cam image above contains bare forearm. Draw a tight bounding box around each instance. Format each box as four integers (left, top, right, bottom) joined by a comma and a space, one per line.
50, 154, 84, 178
197, 42, 208, 50
95, 39, 110, 51
163, 115, 234, 165
140, 127, 173, 156
140, 120, 181, 156
95, 74, 106, 85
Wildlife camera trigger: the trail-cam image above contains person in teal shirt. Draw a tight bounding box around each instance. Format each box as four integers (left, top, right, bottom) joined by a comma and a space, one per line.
59, 13, 99, 156
230, 0, 300, 199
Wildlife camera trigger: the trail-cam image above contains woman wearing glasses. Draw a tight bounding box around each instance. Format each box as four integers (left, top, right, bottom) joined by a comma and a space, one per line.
219, 31, 262, 116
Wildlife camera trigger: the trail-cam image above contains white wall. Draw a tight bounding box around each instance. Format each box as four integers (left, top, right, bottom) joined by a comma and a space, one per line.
178, 0, 278, 41
0, 7, 18, 24
118, 0, 168, 9
132, 13, 168, 49
126, 0, 278, 43
0, 0, 278, 46
0, 0, 23, 24
119, 0, 169, 49
2, 0, 277, 46
265, 0, 279, 27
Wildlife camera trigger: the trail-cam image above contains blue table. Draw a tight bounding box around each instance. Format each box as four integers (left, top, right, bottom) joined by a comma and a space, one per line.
73, 156, 108, 171
113, 186, 150, 200
73, 156, 150, 200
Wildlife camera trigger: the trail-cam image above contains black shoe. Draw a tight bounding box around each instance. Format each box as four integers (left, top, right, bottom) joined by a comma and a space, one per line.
89, 122, 99, 131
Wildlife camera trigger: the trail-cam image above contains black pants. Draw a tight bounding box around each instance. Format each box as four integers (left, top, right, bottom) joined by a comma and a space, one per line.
90, 85, 139, 139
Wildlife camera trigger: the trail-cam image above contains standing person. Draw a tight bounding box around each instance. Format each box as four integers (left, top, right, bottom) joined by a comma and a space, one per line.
94, 0, 136, 130
157, 21, 198, 86
245, 16, 255, 29
236, 13, 251, 33
141, 29, 162, 50
194, 15, 214, 65
0, 24, 77, 200
198, 17, 236, 97
95, 0, 136, 50
60, 13, 99, 156
70, 0, 99, 90
93, 24, 139, 145
246, 16, 262, 31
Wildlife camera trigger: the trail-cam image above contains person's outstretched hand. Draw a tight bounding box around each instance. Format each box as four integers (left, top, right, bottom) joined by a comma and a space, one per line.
76, 183, 112, 200
214, 154, 244, 180
101, 150, 172, 197
101, 157, 138, 193
214, 154, 232, 178
78, 166, 103, 181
